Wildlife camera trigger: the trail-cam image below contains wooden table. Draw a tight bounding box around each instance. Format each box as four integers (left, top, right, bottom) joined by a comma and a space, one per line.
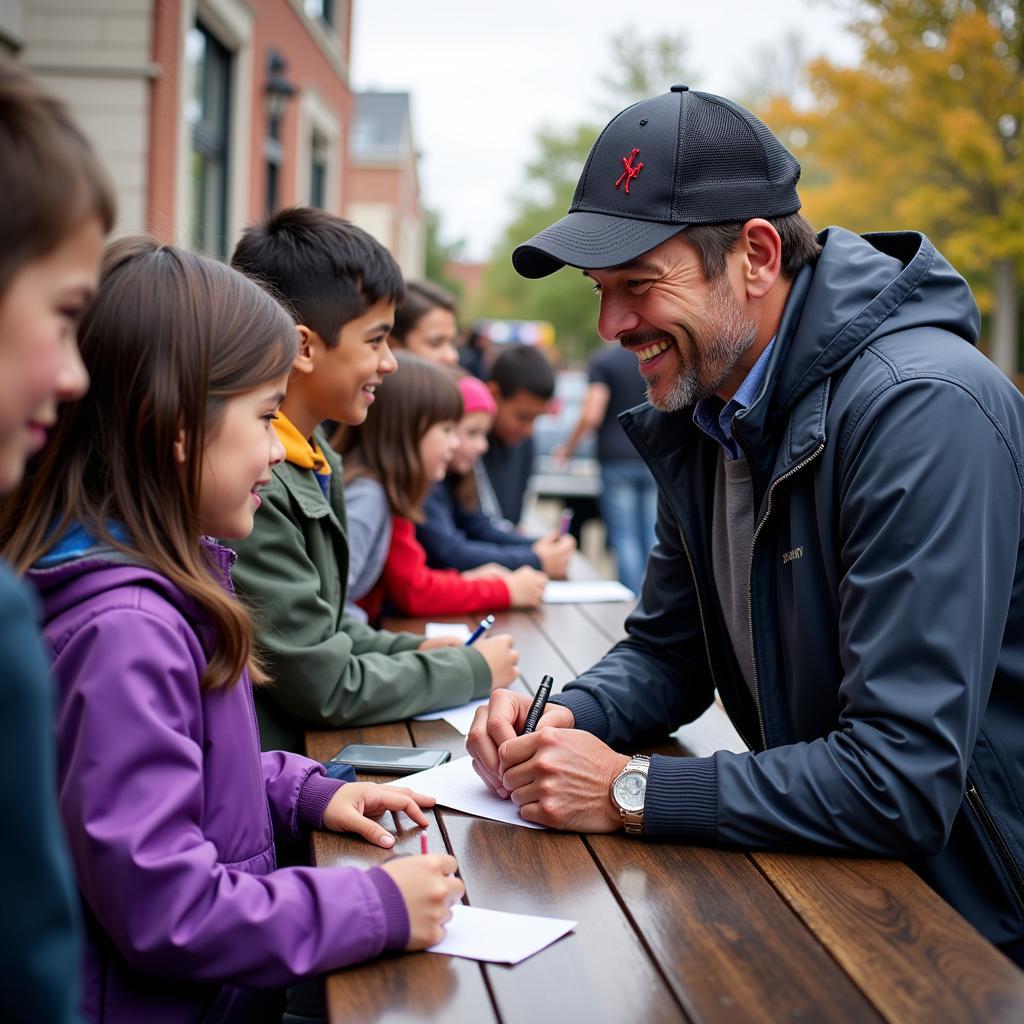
306, 595, 1024, 1023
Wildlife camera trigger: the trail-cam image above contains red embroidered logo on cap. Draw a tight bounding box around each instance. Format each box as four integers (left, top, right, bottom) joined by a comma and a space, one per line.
615, 148, 644, 194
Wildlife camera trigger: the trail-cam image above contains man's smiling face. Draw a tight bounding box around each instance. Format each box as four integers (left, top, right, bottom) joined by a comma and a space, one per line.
585, 234, 758, 411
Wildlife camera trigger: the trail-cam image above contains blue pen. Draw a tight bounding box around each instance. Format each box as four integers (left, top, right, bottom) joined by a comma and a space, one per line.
465, 614, 495, 646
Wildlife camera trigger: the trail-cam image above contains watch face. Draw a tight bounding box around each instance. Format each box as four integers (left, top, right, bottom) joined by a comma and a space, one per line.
613, 770, 646, 812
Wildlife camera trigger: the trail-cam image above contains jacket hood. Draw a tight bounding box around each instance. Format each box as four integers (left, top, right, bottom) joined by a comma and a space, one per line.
619, 227, 981, 484
27, 527, 234, 627
769, 227, 980, 416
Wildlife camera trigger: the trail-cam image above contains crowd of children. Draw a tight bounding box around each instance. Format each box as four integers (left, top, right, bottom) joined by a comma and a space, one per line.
0, 58, 570, 1023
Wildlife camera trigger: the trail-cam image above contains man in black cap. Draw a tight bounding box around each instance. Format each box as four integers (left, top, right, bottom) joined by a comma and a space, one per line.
468, 86, 1024, 965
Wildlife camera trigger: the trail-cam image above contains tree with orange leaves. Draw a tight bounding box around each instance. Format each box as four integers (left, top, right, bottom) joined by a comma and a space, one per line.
762, 1, 1023, 376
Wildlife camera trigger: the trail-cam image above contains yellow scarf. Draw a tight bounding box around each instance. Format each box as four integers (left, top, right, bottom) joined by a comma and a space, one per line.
272, 412, 332, 477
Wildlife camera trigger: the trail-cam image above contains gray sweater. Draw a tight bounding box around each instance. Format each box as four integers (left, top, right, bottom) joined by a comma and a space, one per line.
343, 476, 392, 621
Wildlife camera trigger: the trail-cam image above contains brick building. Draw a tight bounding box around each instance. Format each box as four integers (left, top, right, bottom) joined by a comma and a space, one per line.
347, 90, 425, 279
1, 0, 425, 273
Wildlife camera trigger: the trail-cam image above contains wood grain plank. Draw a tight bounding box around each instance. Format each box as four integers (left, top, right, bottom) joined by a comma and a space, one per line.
489, 608, 574, 694
753, 852, 1024, 1023
586, 835, 882, 1023
408, 718, 467, 760
576, 599, 635, 643
526, 602, 616, 685
441, 814, 687, 1024
305, 724, 498, 1024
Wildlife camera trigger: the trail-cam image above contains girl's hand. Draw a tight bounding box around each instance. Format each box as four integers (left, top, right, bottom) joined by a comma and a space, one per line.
507, 566, 548, 608
322, 782, 435, 847
532, 533, 576, 579
461, 562, 511, 581
419, 636, 461, 651
380, 853, 464, 949
474, 633, 519, 688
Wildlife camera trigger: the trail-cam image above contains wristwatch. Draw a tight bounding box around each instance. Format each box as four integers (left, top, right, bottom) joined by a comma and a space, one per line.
610, 755, 650, 834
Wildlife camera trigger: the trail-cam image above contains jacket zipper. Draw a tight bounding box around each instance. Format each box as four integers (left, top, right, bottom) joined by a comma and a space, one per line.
965, 778, 1024, 915
746, 442, 826, 751
676, 526, 720, 699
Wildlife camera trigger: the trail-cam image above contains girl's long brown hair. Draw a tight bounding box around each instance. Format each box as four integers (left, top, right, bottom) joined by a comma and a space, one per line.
0, 237, 298, 689
337, 353, 461, 522
0, 57, 115, 296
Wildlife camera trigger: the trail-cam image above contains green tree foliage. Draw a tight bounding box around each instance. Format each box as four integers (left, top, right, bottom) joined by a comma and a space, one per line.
761, 0, 1023, 374
471, 31, 695, 364
423, 208, 466, 299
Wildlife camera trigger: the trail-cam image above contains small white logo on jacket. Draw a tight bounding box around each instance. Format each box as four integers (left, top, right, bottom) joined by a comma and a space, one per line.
782, 546, 804, 565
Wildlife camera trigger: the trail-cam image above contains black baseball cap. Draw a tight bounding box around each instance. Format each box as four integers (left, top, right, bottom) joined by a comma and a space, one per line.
512, 85, 802, 279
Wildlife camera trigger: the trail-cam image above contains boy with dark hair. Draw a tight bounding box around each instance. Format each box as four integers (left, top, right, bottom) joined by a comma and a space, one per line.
481, 343, 555, 525
227, 207, 518, 754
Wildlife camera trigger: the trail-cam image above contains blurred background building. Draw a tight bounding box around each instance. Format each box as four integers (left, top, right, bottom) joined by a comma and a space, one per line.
0, 0, 425, 273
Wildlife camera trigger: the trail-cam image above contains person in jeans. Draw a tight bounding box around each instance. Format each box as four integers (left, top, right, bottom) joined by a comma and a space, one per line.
556, 342, 656, 594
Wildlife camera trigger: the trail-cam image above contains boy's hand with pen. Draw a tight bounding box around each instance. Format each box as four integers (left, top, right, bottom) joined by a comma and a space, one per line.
474, 634, 519, 688
532, 532, 575, 579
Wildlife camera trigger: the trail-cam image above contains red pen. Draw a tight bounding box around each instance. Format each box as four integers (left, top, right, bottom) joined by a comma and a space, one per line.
420, 830, 428, 855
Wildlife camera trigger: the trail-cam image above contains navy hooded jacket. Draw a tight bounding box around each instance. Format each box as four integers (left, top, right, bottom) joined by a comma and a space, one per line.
554, 228, 1024, 962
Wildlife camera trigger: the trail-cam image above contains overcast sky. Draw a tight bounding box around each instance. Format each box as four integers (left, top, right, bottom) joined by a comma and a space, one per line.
351, 1, 861, 261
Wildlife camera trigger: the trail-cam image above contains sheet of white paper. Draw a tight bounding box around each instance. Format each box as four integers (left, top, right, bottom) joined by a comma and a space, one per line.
413, 697, 489, 734
401, 755, 545, 829
543, 580, 635, 604
425, 622, 472, 642
673, 699, 749, 757
428, 904, 576, 964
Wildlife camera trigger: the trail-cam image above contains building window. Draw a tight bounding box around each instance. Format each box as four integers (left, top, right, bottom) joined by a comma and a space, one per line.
186, 23, 232, 260
309, 128, 329, 209
303, 0, 334, 27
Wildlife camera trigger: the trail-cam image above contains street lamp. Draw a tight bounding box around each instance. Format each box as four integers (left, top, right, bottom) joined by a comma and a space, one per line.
264, 49, 296, 217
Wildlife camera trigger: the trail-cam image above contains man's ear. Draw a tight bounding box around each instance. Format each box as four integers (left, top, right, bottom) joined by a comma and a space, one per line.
172, 428, 188, 465
485, 379, 501, 403
738, 219, 783, 300
293, 325, 318, 375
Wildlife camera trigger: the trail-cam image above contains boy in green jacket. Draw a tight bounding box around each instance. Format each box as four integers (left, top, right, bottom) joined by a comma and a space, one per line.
228, 207, 518, 753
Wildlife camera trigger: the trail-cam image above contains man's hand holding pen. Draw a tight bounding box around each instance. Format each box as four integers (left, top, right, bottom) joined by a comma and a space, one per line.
466, 688, 629, 832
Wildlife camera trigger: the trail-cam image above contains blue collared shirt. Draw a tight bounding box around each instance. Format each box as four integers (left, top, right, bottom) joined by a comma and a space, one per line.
692, 339, 775, 460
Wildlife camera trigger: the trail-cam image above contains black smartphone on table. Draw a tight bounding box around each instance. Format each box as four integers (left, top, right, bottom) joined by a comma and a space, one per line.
330, 743, 451, 776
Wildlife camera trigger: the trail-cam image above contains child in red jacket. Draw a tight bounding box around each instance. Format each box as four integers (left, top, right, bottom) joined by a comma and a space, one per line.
339, 354, 546, 623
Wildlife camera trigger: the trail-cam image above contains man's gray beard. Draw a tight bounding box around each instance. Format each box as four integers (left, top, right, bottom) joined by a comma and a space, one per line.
647, 278, 758, 413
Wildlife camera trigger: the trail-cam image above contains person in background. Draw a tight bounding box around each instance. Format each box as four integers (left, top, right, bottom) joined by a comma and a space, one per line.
479, 343, 555, 526
0, 238, 464, 1022
555, 342, 657, 594
339, 354, 547, 623
417, 373, 574, 577
0, 57, 114, 1023
228, 208, 518, 756
389, 280, 459, 367
458, 322, 491, 379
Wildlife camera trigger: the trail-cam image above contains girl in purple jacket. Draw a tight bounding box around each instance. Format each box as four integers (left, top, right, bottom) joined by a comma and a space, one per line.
0, 238, 463, 1023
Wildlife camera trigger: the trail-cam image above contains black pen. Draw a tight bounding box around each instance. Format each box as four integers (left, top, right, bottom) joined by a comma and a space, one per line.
521, 675, 554, 735
465, 614, 495, 646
